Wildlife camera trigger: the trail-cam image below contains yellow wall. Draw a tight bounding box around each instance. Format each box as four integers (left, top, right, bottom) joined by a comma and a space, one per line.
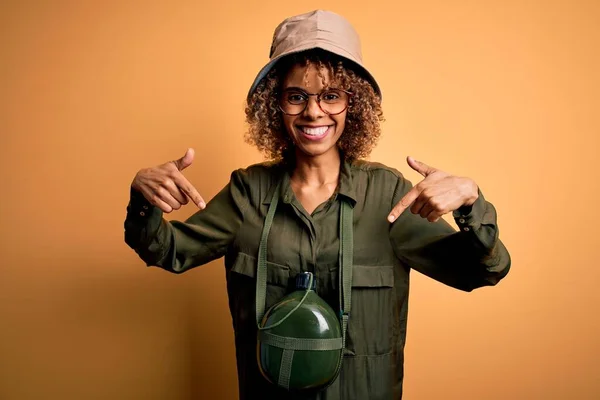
1, 1, 598, 399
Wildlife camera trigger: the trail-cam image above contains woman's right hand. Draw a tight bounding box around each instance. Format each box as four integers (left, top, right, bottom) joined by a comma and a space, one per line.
131, 148, 206, 213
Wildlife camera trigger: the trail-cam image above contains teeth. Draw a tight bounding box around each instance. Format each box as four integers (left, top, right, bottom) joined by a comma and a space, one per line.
300, 126, 329, 136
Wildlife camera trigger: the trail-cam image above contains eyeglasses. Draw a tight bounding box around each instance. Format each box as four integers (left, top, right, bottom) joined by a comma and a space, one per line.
277, 88, 354, 116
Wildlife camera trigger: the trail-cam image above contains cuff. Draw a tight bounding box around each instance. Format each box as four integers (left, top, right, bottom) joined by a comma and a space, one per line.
124, 187, 164, 252
126, 187, 164, 233
128, 187, 156, 219
452, 189, 486, 233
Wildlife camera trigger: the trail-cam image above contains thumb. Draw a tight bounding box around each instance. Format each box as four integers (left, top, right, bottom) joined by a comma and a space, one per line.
173, 148, 195, 171
407, 156, 434, 177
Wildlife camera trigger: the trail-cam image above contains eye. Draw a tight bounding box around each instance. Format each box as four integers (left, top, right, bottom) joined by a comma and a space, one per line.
285, 92, 308, 104
321, 90, 343, 102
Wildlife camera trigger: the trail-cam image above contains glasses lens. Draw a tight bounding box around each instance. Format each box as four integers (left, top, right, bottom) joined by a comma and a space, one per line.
319, 90, 348, 114
280, 90, 307, 115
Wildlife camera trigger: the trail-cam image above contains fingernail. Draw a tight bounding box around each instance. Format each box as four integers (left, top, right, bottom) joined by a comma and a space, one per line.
388, 215, 395, 223
199, 201, 206, 209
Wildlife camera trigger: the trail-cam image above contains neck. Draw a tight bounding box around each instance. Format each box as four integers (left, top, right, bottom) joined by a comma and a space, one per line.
291, 148, 341, 187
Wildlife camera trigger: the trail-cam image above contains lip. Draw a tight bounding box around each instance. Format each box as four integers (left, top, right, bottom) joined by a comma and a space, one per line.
295, 125, 333, 141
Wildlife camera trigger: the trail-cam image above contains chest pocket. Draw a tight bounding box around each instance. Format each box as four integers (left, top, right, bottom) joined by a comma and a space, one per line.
227, 252, 292, 333
332, 264, 396, 356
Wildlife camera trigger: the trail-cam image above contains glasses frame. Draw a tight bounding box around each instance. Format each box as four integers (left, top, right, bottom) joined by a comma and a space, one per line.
277, 87, 354, 116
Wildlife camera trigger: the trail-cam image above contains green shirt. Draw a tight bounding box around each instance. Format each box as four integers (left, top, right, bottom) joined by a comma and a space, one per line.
124, 158, 511, 400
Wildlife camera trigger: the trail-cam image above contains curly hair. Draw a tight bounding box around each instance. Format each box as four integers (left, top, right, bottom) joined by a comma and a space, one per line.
244, 49, 384, 162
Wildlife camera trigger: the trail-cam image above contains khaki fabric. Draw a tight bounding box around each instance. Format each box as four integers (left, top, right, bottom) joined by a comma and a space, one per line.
248, 9, 382, 100
124, 158, 511, 400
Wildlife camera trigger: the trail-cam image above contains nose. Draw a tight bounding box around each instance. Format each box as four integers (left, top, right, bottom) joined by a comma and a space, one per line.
303, 95, 325, 120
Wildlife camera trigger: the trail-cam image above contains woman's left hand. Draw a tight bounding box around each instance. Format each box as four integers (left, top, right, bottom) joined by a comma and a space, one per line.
388, 156, 479, 223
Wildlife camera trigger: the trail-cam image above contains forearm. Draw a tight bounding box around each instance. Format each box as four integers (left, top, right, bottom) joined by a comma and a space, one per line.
391, 190, 511, 291
123, 170, 247, 273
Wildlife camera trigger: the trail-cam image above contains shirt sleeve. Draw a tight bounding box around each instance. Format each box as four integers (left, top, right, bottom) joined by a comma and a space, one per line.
124, 169, 248, 273
389, 174, 511, 292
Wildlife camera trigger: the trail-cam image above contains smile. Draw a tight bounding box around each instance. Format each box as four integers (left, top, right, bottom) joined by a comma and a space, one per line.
296, 125, 333, 141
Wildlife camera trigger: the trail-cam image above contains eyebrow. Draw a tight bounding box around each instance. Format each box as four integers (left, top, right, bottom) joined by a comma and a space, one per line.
282, 86, 337, 92
282, 86, 309, 91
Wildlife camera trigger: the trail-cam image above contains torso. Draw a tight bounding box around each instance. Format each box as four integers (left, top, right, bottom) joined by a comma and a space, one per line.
225, 159, 411, 399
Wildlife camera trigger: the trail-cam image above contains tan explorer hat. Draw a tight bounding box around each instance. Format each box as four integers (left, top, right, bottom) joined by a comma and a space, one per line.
247, 9, 382, 101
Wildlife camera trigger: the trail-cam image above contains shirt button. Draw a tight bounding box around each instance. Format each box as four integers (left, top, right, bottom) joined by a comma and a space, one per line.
459, 218, 466, 224
142, 205, 149, 210
463, 226, 470, 232
139, 211, 146, 217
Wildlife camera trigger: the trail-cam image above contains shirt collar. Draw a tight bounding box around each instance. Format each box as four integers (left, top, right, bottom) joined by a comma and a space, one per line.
336, 158, 357, 206
262, 164, 288, 205
262, 158, 357, 207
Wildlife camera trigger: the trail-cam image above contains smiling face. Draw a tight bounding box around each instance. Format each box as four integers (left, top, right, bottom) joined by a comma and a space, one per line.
280, 63, 347, 160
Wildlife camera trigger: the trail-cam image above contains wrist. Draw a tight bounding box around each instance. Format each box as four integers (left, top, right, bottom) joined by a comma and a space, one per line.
462, 179, 479, 206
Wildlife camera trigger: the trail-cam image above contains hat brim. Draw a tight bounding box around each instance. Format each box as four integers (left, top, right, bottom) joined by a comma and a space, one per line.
247, 43, 382, 102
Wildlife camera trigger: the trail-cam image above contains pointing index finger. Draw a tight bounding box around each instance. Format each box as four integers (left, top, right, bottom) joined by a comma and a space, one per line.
173, 172, 205, 209
388, 185, 422, 222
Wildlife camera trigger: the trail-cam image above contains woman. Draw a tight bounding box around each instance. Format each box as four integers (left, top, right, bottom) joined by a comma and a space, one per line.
124, 9, 511, 400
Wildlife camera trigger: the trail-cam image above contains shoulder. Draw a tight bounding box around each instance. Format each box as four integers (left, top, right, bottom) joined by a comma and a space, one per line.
232, 160, 282, 179
348, 159, 414, 200
227, 161, 284, 195
349, 159, 406, 181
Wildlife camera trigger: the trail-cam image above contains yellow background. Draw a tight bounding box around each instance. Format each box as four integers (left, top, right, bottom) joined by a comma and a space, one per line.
1, 1, 598, 399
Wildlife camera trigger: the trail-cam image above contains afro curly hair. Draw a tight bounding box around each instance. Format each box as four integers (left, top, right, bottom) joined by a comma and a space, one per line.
244, 49, 384, 163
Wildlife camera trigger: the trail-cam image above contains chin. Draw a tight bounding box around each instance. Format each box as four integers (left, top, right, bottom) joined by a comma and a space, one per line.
294, 143, 339, 158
